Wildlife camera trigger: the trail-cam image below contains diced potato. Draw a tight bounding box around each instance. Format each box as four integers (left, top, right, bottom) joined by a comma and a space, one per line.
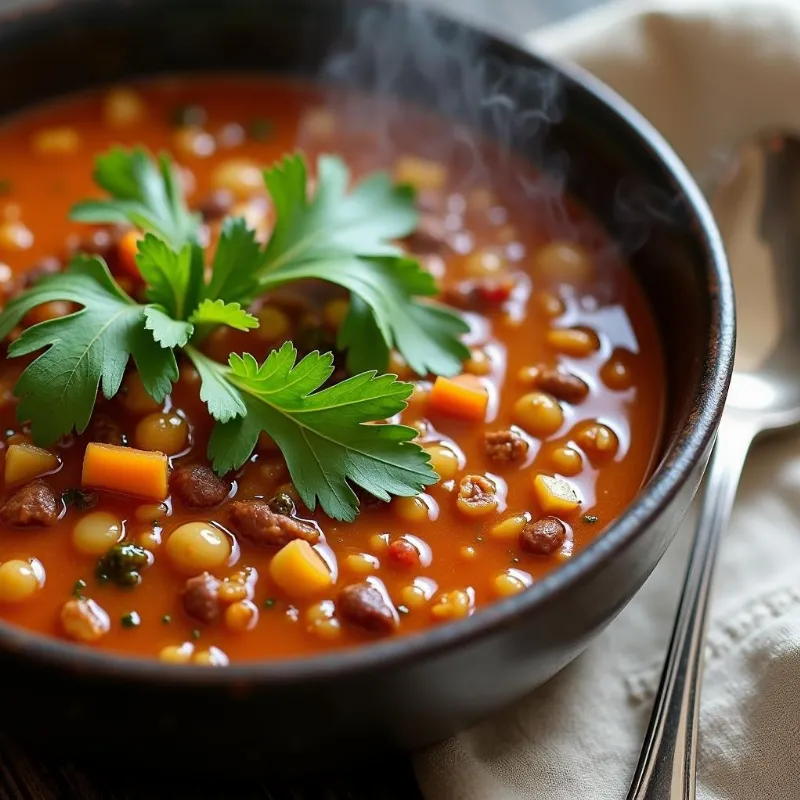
532, 474, 581, 515
4, 443, 59, 487
269, 540, 332, 598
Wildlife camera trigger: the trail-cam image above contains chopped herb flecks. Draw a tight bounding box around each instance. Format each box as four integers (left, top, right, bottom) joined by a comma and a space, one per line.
583, 514, 599, 524
121, 611, 141, 629
72, 579, 87, 598
62, 487, 98, 511
263, 598, 276, 609
191, 628, 201, 640
161, 614, 172, 625
247, 118, 274, 141
96, 542, 150, 587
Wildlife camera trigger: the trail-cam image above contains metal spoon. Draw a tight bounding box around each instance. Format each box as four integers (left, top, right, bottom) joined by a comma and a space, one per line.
627, 130, 800, 800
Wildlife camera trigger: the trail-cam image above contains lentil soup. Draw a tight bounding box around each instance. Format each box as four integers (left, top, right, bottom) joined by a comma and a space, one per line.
0, 77, 665, 664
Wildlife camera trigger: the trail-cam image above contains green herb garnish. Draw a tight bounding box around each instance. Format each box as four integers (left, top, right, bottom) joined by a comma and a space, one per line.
161, 614, 172, 625
263, 598, 276, 609
96, 542, 150, 587
72, 579, 87, 597
121, 611, 141, 628
191, 628, 201, 640
0, 147, 470, 521
583, 514, 599, 524
62, 487, 99, 511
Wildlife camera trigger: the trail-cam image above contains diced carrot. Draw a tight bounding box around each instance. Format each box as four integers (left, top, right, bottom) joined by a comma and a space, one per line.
117, 229, 144, 281
81, 442, 168, 501
428, 375, 488, 421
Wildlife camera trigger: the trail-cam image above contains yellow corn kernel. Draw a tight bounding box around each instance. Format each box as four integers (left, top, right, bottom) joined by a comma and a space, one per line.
394, 494, 430, 523
344, 553, 379, 575
269, 539, 332, 598
255, 306, 290, 342
4, 443, 59, 486
193, 647, 229, 666
430, 589, 472, 621
159, 642, 194, 663
534, 291, 565, 318
533, 474, 581, 515
423, 443, 460, 482
492, 570, 530, 597
400, 584, 429, 609
546, 328, 599, 358
513, 392, 563, 438
395, 156, 447, 191
103, 88, 146, 127
322, 298, 350, 330
550, 446, 583, 476
369, 533, 390, 555
32, 127, 80, 154
489, 513, 531, 540
535, 241, 594, 283
224, 600, 259, 633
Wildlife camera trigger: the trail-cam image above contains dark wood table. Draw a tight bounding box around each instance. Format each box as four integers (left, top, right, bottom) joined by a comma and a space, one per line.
0, 0, 604, 797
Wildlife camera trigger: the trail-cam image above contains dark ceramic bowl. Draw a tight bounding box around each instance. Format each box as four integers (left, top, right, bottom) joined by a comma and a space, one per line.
0, 0, 734, 774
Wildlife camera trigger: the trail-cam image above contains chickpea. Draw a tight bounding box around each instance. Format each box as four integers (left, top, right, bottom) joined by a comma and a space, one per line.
119, 371, 161, 415
399, 584, 429, 609
306, 600, 341, 641
193, 647, 229, 666
0, 220, 33, 252
464, 348, 492, 376
72, 512, 123, 556
103, 88, 146, 127
211, 158, 264, 199
492, 570, 531, 597
173, 127, 215, 159
394, 494, 431, 523
423, 442, 460, 482
430, 589, 472, 620
576, 422, 619, 461
535, 241, 594, 283
513, 392, 564, 438
224, 600, 259, 633
135, 412, 189, 455
255, 306, 290, 342
0, 558, 44, 603
550, 446, 583, 476
465, 249, 505, 279
159, 642, 194, 664
134, 503, 169, 523
218, 581, 248, 604
344, 553, 379, 575
489, 513, 531, 540
165, 522, 232, 574
546, 328, 599, 358
368, 533, 389, 555
31, 127, 80, 155
60, 597, 110, 643
322, 298, 350, 330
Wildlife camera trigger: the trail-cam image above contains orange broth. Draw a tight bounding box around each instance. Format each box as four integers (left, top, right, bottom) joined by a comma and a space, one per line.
0, 77, 665, 662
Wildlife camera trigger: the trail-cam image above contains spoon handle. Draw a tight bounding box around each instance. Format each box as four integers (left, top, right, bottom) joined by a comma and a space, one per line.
626, 414, 754, 800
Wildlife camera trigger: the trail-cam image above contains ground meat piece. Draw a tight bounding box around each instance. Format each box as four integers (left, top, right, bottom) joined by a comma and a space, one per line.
520, 517, 567, 555
182, 572, 222, 624
227, 500, 320, 548
21, 256, 61, 289
440, 277, 515, 310
536, 368, 589, 404
0, 481, 58, 527
484, 429, 529, 463
337, 583, 397, 634
171, 464, 232, 508
196, 188, 235, 221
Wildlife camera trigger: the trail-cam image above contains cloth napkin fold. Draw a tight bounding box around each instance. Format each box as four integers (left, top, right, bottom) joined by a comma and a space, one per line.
415, 1, 800, 798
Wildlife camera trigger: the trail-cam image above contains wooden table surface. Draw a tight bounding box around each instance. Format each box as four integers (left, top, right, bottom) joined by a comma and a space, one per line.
0, 0, 605, 797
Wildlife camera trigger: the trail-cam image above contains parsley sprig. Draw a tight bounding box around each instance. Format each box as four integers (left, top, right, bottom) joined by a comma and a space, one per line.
0, 147, 469, 520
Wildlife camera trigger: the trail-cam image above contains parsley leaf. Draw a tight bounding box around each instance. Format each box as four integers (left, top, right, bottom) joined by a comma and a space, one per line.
70, 148, 200, 250
189, 299, 258, 332
253, 154, 470, 375
0, 256, 176, 444
184, 347, 247, 424
206, 343, 436, 521
203, 216, 262, 304
135, 234, 204, 319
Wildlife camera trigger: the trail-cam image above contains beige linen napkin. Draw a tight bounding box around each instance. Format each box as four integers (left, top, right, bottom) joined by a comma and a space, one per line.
415, 1, 800, 798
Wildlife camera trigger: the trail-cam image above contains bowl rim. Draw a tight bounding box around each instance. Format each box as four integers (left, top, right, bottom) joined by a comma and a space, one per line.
0, 0, 735, 687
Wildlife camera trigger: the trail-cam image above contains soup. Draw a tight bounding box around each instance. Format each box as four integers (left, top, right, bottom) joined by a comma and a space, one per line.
0, 77, 664, 664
